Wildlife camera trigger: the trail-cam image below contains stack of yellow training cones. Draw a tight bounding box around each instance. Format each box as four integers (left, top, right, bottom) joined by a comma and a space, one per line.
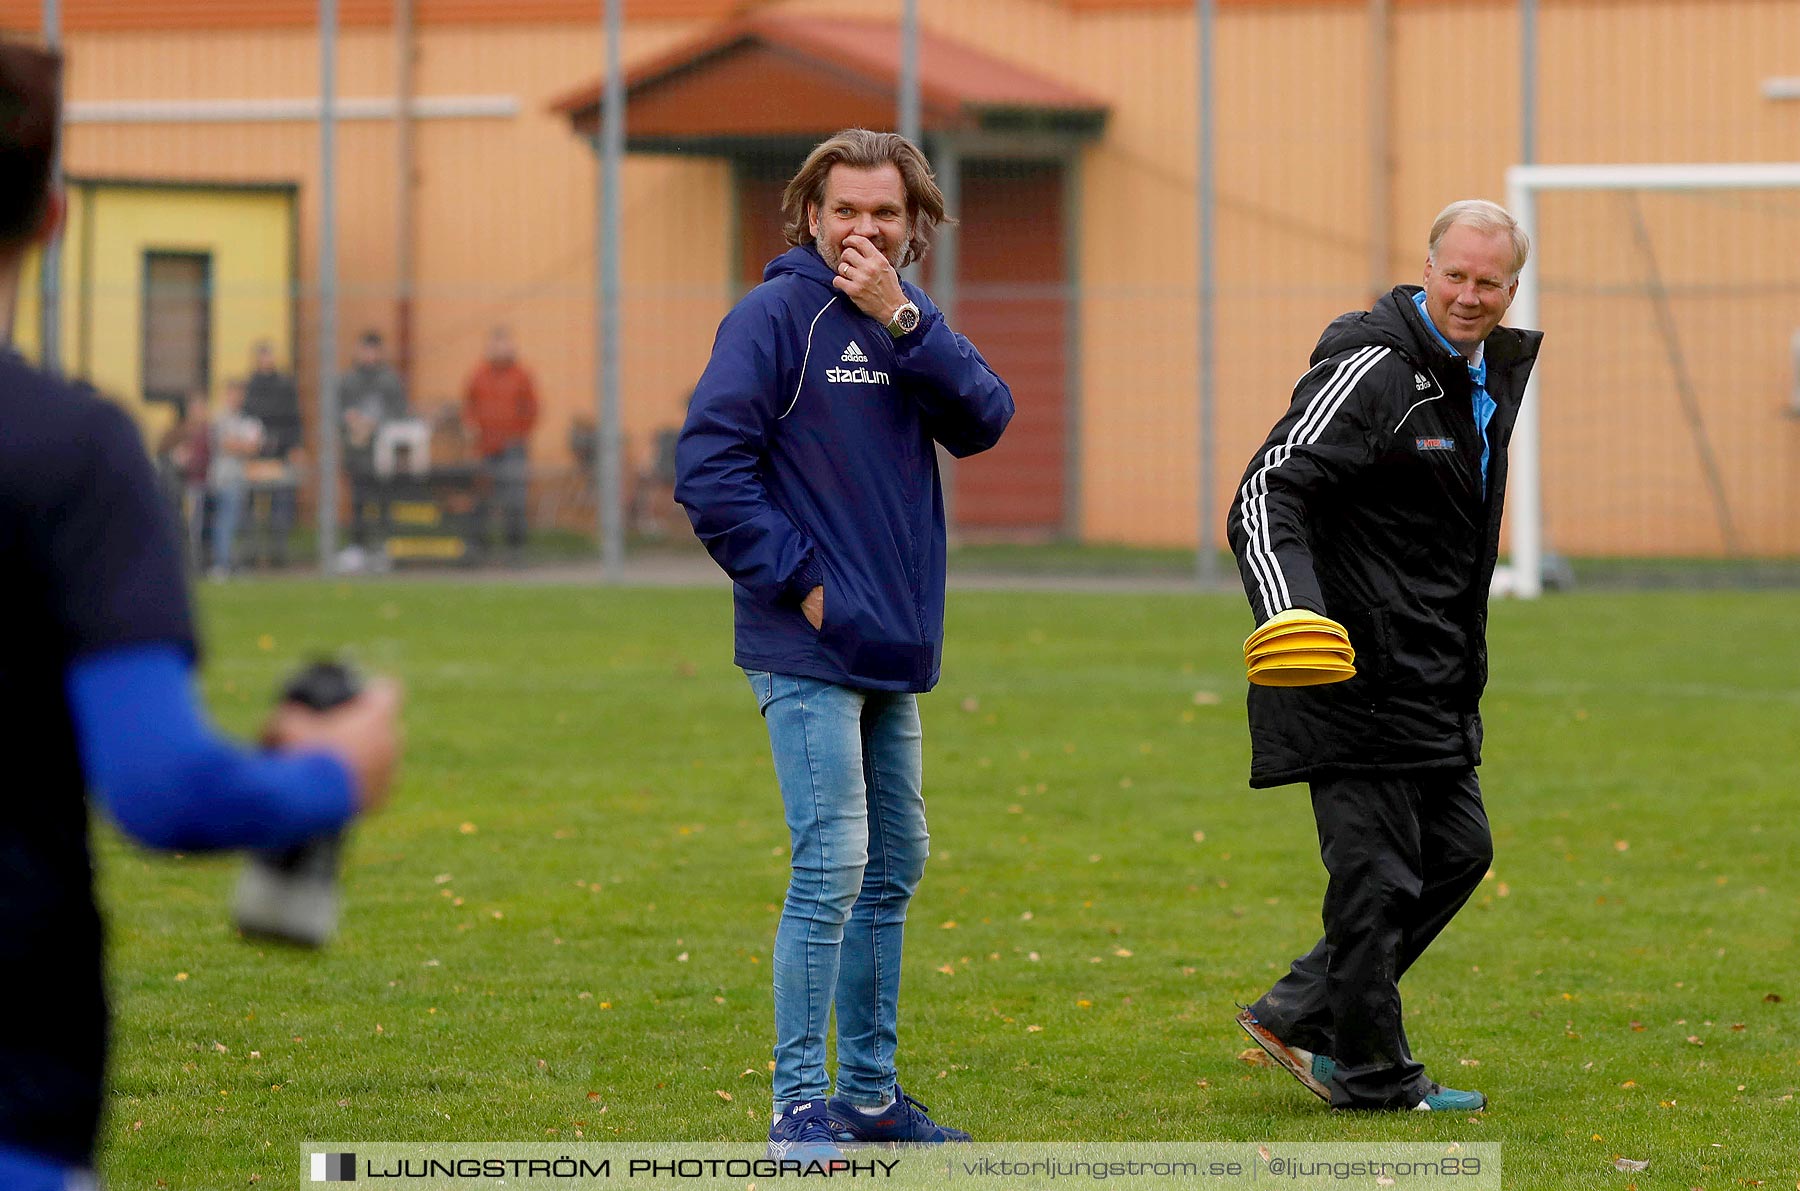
1244, 608, 1356, 687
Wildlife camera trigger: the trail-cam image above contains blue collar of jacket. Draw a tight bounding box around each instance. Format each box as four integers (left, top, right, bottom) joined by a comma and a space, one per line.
766, 243, 839, 290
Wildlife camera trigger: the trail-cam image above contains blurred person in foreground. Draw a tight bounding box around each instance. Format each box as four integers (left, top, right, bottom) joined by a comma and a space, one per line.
462, 325, 539, 564
241, 339, 303, 567
0, 42, 403, 1190
676, 128, 1012, 1163
1226, 200, 1543, 1112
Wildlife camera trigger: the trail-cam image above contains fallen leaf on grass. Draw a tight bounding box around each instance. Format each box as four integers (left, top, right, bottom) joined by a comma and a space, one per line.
715, 1090, 733, 1102
1614, 1157, 1649, 1172
1237, 1049, 1273, 1068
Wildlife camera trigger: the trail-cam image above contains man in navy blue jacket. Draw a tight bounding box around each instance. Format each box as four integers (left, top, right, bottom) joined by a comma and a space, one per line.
677, 128, 1012, 1162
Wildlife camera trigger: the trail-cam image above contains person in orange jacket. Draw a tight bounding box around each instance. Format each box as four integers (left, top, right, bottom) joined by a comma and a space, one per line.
462, 325, 540, 563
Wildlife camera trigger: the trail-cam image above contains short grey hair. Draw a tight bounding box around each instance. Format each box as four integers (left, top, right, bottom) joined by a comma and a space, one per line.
1428, 199, 1530, 277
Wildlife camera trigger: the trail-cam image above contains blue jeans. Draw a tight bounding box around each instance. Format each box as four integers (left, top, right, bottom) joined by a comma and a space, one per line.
210, 479, 247, 572
745, 670, 929, 1112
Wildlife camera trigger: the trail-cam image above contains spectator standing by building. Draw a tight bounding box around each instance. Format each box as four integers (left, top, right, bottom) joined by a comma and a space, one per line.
155, 390, 212, 565
462, 325, 540, 564
337, 329, 408, 552
207, 378, 262, 578
242, 339, 302, 566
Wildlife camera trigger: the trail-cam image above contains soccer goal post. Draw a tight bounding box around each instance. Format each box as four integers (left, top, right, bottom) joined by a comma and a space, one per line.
1498, 161, 1800, 598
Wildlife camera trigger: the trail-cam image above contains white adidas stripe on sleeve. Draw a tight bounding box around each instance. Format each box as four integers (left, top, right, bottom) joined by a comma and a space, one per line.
1238, 346, 1390, 620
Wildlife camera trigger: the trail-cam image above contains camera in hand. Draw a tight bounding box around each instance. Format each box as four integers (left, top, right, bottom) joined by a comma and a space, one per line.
231, 660, 361, 947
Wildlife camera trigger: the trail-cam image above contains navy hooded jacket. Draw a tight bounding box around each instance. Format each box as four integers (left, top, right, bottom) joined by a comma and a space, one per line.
676, 245, 1014, 692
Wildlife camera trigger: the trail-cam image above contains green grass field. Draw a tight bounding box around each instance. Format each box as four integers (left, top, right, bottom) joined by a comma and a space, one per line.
93, 582, 1798, 1189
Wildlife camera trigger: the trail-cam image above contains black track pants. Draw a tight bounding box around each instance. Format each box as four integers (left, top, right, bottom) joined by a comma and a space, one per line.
1249, 769, 1492, 1109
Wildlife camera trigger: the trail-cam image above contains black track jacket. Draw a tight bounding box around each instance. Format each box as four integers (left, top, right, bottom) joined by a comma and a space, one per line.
1227, 285, 1542, 788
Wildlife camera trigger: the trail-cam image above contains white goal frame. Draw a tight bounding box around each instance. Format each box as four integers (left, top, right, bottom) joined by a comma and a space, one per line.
1496, 161, 1800, 598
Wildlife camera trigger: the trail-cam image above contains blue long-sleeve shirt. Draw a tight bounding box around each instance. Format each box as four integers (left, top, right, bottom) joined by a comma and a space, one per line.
67, 643, 355, 851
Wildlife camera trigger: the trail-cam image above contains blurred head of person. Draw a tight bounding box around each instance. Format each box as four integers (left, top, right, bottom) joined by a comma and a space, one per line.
484, 325, 516, 366
252, 339, 279, 374
0, 40, 64, 341
353, 329, 386, 369
222, 378, 247, 413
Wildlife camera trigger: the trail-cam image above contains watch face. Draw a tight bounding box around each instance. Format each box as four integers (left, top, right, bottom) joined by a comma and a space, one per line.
893, 304, 920, 334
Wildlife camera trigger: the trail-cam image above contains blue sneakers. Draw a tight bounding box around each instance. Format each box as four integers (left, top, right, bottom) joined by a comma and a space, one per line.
1411, 1083, 1487, 1112
827, 1085, 971, 1145
1236, 1008, 1334, 1103
768, 1100, 846, 1164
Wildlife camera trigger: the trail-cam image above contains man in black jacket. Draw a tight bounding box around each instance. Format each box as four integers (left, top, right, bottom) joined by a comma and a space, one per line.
241, 339, 302, 566
1226, 200, 1542, 1112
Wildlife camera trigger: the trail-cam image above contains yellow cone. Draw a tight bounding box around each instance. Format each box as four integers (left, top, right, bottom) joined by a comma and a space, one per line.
1244, 631, 1355, 662
1248, 662, 1357, 687
1244, 609, 1349, 654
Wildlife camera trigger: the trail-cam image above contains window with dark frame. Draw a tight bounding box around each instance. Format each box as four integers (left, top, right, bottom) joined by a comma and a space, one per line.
142, 251, 212, 408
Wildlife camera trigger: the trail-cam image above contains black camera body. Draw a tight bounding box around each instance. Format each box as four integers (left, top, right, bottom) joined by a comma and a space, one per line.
231, 660, 361, 947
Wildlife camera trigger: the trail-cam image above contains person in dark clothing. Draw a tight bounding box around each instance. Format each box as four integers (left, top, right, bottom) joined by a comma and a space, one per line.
0, 44, 403, 1189
337, 329, 408, 550
676, 129, 1012, 1164
1227, 200, 1543, 1113
241, 339, 302, 565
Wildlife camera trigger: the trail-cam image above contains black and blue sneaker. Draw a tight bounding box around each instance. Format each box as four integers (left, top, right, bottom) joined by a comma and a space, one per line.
827, 1085, 971, 1145
1410, 1083, 1487, 1112
768, 1100, 847, 1164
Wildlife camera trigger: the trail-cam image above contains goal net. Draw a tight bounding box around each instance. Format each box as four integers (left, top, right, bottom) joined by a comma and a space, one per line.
1497, 163, 1800, 596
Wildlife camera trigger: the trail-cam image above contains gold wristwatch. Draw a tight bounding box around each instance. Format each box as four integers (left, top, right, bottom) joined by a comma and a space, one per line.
885, 301, 921, 339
